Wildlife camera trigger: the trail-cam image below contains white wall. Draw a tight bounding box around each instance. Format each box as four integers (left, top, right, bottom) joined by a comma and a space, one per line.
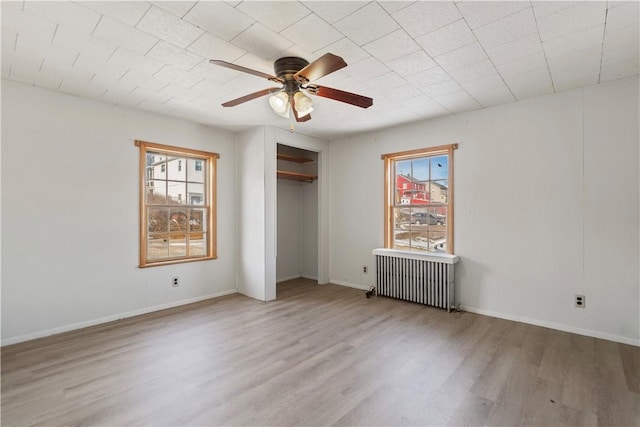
329, 77, 639, 345
236, 127, 267, 301
276, 178, 302, 282
1, 80, 237, 344
301, 160, 318, 280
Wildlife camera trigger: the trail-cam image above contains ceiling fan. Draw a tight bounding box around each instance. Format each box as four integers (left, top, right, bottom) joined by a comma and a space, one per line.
209, 53, 373, 122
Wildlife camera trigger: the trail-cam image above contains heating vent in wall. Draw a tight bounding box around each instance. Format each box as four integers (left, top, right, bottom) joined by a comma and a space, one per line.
372, 248, 459, 312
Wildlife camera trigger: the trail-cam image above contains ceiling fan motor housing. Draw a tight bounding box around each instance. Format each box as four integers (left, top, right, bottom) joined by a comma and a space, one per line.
274, 57, 309, 78
274, 57, 310, 95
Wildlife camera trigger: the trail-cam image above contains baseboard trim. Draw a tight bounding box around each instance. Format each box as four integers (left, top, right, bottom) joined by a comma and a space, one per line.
276, 275, 301, 283
461, 305, 640, 347
276, 275, 319, 283
330, 279, 371, 291
1, 289, 238, 347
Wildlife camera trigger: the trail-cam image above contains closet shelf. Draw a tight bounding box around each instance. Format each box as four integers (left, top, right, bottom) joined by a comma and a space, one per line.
277, 170, 317, 183
277, 153, 313, 163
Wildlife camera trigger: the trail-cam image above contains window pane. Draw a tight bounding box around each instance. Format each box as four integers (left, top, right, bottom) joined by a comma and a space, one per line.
409, 224, 429, 252
152, 155, 167, 179
430, 180, 448, 204
189, 208, 206, 232
146, 180, 166, 204
396, 159, 411, 178
393, 207, 412, 250
169, 233, 187, 257
170, 208, 188, 232
430, 155, 448, 180
412, 157, 429, 181
148, 234, 169, 260
188, 158, 205, 183
148, 208, 169, 233
187, 183, 205, 205
430, 207, 447, 252
167, 181, 186, 204
167, 156, 185, 181
189, 232, 206, 256
410, 206, 431, 225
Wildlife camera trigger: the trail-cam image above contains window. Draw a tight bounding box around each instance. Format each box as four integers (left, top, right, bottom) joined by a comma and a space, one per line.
135, 140, 219, 267
382, 144, 457, 254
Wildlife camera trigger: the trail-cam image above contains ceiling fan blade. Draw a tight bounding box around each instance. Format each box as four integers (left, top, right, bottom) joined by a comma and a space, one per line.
294, 53, 347, 83
307, 85, 373, 109
221, 87, 281, 107
209, 59, 283, 83
291, 96, 312, 122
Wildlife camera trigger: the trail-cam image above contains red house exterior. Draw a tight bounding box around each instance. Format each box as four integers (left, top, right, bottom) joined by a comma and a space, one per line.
397, 174, 429, 204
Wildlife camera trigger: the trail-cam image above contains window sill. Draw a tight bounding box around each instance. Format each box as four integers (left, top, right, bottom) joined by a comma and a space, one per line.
139, 256, 217, 268
372, 248, 459, 264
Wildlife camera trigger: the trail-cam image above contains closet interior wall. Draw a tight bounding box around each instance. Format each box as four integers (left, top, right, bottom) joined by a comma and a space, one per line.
276, 144, 318, 283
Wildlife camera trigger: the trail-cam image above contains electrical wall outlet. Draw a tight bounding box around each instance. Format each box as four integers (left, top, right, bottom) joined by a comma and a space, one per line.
362, 265, 368, 274
575, 294, 585, 308
172, 277, 179, 287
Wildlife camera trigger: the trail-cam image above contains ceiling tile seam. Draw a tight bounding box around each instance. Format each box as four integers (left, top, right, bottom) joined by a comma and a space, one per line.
51, 24, 59, 43
276, 9, 349, 54
90, 14, 103, 37
143, 40, 161, 57
273, 9, 313, 35
540, 22, 609, 45
380, 1, 415, 15
57, 78, 64, 90
106, 47, 119, 63
134, 3, 154, 28
530, 0, 556, 93
432, 44, 486, 73
188, 78, 206, 90
13, 33, 18, 51
184, 31, 206, 52
455, 2, 517, 102
329, 1, 374, 27
468, 3, 534, 32
179, 2, 198, 20
597, 5, 609, 84
187, 58, 207, 74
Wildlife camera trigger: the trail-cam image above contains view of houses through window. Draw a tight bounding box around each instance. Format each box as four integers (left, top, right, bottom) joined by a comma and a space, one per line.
384, 144, 456, 254
136, 140, 218, 267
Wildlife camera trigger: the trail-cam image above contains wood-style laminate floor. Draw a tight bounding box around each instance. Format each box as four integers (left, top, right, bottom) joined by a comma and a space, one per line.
2, 279, 639, 426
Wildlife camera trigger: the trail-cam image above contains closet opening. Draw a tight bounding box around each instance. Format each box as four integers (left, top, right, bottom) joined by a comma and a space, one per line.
276, 143, 319, 292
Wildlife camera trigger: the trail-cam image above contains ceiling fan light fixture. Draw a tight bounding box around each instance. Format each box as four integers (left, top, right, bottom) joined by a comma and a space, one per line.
269, 92, 290, 117
293, 91, 313, 117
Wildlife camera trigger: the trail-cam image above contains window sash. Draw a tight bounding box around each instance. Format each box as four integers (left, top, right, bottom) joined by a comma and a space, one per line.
136, 140, 219, 267
382, 143, 457, 254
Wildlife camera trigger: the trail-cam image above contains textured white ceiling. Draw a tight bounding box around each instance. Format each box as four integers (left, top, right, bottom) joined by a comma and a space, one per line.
2, 1, 638, 139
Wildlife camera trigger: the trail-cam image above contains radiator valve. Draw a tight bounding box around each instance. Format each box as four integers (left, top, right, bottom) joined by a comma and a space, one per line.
365, 286, 376, 299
